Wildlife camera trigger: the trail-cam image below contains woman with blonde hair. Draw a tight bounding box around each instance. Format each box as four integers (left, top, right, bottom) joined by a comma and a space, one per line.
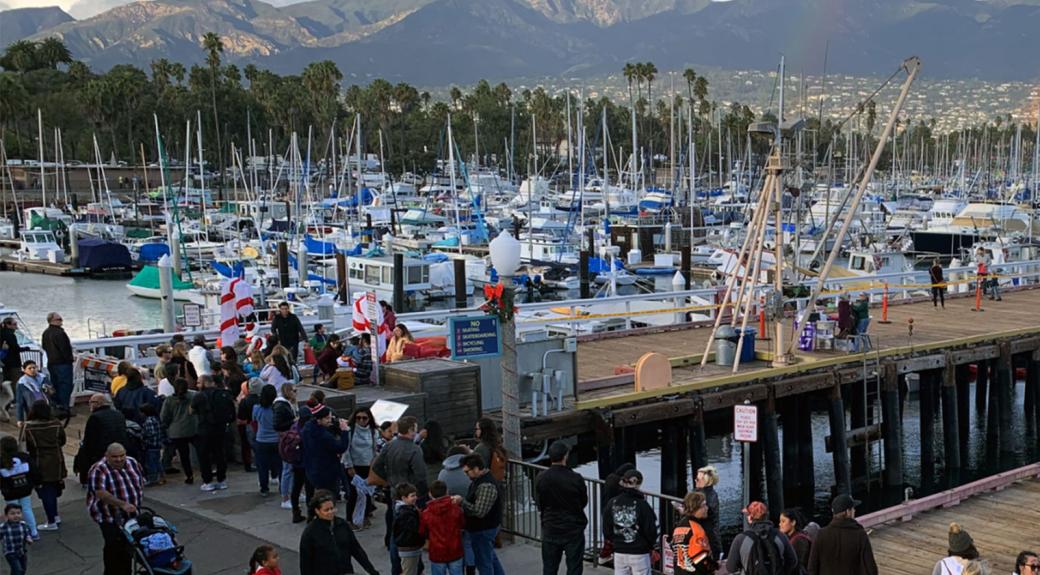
386, 324, 415, 363
695, 465, 722, 559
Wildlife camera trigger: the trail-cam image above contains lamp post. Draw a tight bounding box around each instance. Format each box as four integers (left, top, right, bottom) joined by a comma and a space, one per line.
489, 230, 522, 457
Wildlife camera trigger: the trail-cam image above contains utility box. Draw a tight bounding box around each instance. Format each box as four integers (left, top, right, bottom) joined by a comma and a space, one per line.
383, 358, 482, 440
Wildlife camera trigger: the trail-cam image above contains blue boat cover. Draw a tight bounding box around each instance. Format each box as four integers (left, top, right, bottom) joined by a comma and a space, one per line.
305, 234, 338, 255
138, 243, 169, 262
212, 260, 245, 278
78, 237, 132, 270
587, 257, 623, 273
422, 253, 450, 263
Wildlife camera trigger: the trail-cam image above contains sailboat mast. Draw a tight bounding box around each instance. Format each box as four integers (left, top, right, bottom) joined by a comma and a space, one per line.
446, 114, 462, 255
37, 108, 46, 208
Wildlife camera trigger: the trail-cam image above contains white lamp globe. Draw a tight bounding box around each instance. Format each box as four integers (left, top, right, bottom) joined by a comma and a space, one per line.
489, 230, 521, 277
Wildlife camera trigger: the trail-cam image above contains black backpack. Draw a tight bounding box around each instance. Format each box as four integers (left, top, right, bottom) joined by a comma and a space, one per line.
209, 388, 238, 426
743, 528, 783, 575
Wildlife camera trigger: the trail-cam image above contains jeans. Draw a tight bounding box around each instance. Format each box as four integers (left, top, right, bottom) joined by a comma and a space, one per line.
469, 527, 505, 575
5, 553, 27, 575
431, 558, 464, 575
37, 482, 60, 523
280, 461, 293, 499
237, 423, 253, 468
463, 530, 475, 567
144, 448, 161, 483
613, 553, 651, 575
989, 279, 1002, 299
49, 362, 74, 409
542, 534, 585, 575
196, 426, 228, 484
254, 442, 280, 493
5, 496, 36, 536
100, 521, 130, 575
931, 286, 945, 307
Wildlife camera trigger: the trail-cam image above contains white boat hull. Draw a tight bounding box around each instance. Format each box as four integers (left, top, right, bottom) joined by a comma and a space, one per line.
126, 283, 201, 303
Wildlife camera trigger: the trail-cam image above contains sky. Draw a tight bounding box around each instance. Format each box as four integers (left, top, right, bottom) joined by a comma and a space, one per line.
1, 0, 306, 18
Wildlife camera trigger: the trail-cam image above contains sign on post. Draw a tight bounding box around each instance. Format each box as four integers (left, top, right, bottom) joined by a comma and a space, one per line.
449, 315, 502, 360
366, 291, 379, 384
734, 404, 759, 443
182, 303, 202, 327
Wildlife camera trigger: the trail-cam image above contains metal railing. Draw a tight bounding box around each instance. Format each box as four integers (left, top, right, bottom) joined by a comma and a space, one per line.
503, 459, 683, 564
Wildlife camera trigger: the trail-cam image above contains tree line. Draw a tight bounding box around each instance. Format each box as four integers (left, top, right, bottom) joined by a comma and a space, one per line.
0, 36, 1035, 183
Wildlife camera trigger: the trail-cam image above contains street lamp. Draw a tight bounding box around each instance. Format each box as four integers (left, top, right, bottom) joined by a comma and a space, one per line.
489, 230, 522, 457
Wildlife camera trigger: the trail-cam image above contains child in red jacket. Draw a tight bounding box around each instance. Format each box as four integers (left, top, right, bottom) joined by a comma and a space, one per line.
419, 480, 465, 575
249, 544, 282, 575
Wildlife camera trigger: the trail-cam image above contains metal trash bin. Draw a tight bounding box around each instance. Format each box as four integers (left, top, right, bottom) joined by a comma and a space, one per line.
715, 325, 739, 366
741, 328, 757, 363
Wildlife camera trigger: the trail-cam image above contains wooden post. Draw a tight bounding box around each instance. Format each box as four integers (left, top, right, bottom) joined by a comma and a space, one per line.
393, 253, 406, 313
919, 370, 937, 485
660, 420, 687, 498
828, 385, 851, 495
688, 403, 707, 473
749, 432, 764, 503
613, 426, 635, 469
681, 244, 692, 290
1024, 354, 1036, 427
277, 240, 289, 289
955, 363, 971, 465
1031, 351, 1040, 433
849, 380, 867, 480
941, 360, 961, 470
579, 250, 590, 299
781, 399, 800, 498
881, 364, 904, 488
595, 413, 614, 480
762, 396, 784, 517
335, 252, 348, 305
997, 343, 1014, 455
975, 360, 989, 412
453, 258, 467, 310
986, 357, 1001, 456
796, 397, 815, 503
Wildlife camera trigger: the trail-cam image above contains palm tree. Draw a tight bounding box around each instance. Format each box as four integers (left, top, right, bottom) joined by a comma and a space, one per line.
683, 68, 696, 105
623, 63, 637, 105
302, 60, 343, 140
36, 38, 71, 70
201, 32, 224, 199
0, 40, 39, 73
151, 58, 173, 91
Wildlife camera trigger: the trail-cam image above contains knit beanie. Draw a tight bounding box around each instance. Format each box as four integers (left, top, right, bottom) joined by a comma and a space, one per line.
309, 403, 331, 419
948, 523, 974, 555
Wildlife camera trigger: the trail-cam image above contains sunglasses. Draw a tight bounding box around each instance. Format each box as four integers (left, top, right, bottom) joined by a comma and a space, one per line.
356, 415, 369, 421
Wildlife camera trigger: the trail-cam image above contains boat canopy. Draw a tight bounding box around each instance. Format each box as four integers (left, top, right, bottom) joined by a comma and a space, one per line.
128, 265, 194, 290
77, 237, 132, 270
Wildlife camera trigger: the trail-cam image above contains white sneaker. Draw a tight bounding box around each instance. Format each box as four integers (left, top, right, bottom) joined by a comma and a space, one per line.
54, 515, 61, 525
216, 481, 228, 490
280, 500, 293, 509
38, 523, 59, 531
201, 483, 217, 492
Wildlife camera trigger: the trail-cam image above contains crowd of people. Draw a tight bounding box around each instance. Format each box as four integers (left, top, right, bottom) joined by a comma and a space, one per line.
1, 307, 1037, 575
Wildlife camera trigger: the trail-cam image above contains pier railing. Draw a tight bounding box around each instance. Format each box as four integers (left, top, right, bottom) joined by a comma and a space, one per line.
503, 459, 683, 567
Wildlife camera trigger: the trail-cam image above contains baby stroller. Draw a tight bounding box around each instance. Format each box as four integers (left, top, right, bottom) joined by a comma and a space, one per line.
122, 507, 193, 575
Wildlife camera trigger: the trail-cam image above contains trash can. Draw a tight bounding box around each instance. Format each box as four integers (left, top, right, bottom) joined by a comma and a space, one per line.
715, 325, 739, 366
741, 328, 757, 363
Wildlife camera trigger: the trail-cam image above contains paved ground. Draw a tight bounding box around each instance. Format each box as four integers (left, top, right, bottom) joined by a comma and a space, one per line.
22, 464, 543, 574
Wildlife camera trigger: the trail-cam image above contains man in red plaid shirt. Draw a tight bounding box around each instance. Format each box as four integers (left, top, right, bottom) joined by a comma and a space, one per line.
87, 443, 144, 575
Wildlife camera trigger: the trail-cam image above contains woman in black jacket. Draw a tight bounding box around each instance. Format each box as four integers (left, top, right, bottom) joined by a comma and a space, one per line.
299, 490, 380, 575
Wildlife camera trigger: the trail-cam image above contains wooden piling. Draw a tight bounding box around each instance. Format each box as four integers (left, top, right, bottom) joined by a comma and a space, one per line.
849, 380, 867, 480
762, 396, 784, 516
986, 358, 1001, 452
881, 364, 904, 488
941, 360, 961, 470
579, 250, 590, 299
781, 399, 800, 497
277, 240, 289, 289
612, 425, 635, 469
453, 258, 467, 310
796, 398, 815, 502
749, 433, 764, 503
919, 370, 937, 484
955, 363, 971, 465
660, 420, 688, 500
1031, 352, 1040, 433
335, 252, 348, 305
828, 385, 851, 495
688, 403, 707, 472
681, 245, 692, 290
1024, 354, 1036, 426
393, 253, 406, 313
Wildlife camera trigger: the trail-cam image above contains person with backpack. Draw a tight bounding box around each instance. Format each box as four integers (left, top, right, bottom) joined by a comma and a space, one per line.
160, 379, 198, 484
0, 437, 38, 541
252, 385, 281, 498
602, 469, 657, 575
725, 501, 797, 575
931, 523, 979, 575
807, 495, 877, 575
301, 403, 350, 494
779, 508, 812, 574
671, 491, 716, 575
191, 375, 236, 492
274, 384, 300, 516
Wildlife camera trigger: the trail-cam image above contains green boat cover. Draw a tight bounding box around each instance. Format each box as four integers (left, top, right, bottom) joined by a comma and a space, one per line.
128, 265, 194, 290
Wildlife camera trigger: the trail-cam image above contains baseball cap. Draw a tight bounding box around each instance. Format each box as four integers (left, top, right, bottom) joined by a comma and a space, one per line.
831, 493, 861, 514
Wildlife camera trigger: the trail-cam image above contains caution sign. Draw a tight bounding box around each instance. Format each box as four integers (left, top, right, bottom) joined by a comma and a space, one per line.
734, 404, 758, 443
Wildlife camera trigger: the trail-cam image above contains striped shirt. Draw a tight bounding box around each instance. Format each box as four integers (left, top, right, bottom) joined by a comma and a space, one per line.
0, 520, 30, 556
87, 457, 144, 525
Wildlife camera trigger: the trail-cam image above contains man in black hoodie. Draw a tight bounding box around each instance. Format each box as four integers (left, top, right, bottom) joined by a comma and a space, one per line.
603, 469, 656, 575
808, 494, 878, 575
535, 440, 588, 575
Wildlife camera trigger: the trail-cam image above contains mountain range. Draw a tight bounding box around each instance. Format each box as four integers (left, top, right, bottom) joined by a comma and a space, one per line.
1, 0, 1039, 83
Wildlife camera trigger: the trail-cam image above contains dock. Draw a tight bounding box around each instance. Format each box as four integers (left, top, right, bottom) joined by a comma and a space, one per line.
0, 255, 136, 277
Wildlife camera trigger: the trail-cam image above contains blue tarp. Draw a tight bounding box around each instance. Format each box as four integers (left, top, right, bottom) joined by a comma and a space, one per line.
587, 257, 623, 273
77, 237, 132, 270
304, 234, 338, 255
422, 253, 450, 263
137, 243, 169, 263
212, 261, 245, 278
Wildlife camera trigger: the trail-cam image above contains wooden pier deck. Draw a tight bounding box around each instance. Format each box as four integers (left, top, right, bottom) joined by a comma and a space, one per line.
574, 286, 1040, 409
869, 477, 1040, 574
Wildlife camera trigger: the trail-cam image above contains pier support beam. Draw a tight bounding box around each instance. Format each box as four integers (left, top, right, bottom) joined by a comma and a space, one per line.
849, 380, 868, 480
1030, 352, 1040, 433
762, 396, 783, 517
660, 420, 688, 501
277, 240, 290, 289
986, 358, 1001, 456
975, 360, 989, 412
941, 360, 962, 472
395, 253, 407, 313
919, 370, 937, 487
612, 426, 635, 470
781, 398, 799, 498
688, 403, 707, 473
881, 364, 904, 488
828, 385, 851, 496
997, 343, 1014, 455
335, 253, 348, 305
579, 250, 590, 300
1024, 355, 1035, 428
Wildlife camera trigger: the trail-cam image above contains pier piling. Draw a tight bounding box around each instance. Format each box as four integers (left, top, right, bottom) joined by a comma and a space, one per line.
941, 362, 961, 471
277, 241, 289, 289
1030, 352, 1040, 432
681, 245, 691, 290
975, 360, 989, 412
452, 258, 466, 310
850, 380, 868, 480
919, 370, 937, 484
579, 250, 590, 300
955, 364, 971, 464
828, 385, 851, 495
997, 344, 1014, 455
881, 364, 904, 488
335, 253, 348, 305
762, 397, 783, 516
687, 404, 707, 472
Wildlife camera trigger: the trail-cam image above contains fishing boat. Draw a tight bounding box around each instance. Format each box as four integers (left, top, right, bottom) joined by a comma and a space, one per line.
345, 255, 432, 301
16, 230, 65, 262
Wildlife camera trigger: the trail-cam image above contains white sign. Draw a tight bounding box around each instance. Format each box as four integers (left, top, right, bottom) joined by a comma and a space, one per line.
182, 303, 202, 327
660, 534, 674, 575
734, 404, 758, 443
370, 399, 409, 426
366, 291, 380, 384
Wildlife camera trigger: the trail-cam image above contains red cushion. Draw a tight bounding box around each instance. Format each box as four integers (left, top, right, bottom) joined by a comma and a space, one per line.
402, 342, 422, 359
